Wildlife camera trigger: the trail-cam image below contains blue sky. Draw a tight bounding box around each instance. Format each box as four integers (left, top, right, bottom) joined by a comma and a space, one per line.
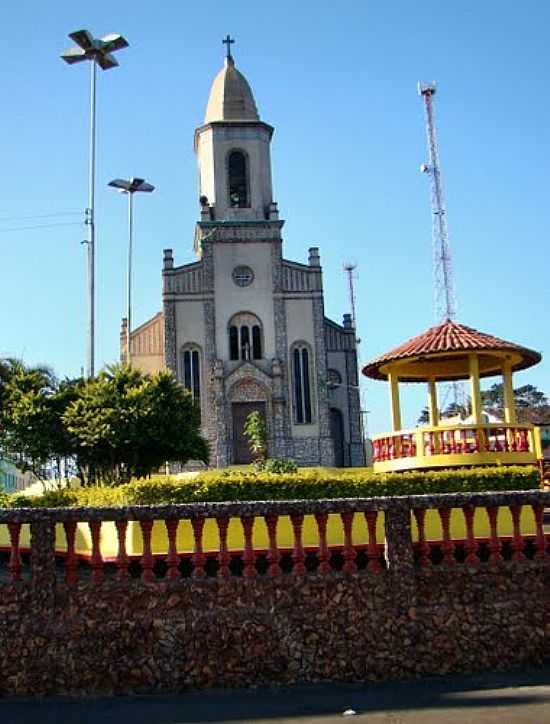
0, 0, 548, 434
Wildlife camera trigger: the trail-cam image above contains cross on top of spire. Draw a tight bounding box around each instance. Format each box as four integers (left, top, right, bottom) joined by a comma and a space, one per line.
222, 34, 235, 59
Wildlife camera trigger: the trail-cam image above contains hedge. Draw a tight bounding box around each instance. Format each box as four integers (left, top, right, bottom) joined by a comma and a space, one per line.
1, 466, 540, 508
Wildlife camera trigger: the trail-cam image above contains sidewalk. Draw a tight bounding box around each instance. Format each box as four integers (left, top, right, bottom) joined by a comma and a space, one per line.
1, 665, 549, 723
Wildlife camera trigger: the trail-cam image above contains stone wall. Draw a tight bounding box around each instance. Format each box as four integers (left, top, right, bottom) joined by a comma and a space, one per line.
0, 492, 549, 696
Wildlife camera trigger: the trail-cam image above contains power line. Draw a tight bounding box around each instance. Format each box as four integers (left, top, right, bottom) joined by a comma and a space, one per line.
0, 211, 82, 222
0, 221, 83, 233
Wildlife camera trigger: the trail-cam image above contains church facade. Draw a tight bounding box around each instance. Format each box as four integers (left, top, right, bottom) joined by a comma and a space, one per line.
124, 49, 363, 468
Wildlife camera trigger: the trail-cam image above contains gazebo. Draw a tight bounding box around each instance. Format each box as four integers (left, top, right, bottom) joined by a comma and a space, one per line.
363, 320, 543, 473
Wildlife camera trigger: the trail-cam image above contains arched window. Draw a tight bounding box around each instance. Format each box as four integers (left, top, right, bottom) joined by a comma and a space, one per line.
180, 346, 201, 406
292, 343, 313, 424
228, 313, 263, 361
228, 150, 249, 208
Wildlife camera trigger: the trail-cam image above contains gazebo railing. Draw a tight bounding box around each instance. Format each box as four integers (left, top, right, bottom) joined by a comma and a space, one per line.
373, 423, 538, 466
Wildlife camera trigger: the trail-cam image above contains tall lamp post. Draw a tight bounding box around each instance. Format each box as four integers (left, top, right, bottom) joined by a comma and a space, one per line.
108, 178, 155, 365
61, 30, 129, 378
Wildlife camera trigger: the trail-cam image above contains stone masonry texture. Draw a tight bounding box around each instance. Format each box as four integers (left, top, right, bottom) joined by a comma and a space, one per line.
0, 491, 548, 696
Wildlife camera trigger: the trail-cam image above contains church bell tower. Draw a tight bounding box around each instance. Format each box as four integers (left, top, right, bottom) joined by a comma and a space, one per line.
193, 36, 279, 238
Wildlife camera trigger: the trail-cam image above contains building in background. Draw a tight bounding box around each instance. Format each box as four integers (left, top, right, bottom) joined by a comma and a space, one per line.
122, 47, 363, 467
0, 458, 35, 493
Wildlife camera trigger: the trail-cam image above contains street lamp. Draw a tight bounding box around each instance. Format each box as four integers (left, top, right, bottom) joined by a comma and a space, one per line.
108, 178, 155, 365
61, 29, 129, 378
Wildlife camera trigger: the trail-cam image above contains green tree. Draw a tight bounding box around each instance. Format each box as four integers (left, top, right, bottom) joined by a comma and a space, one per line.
0, 359, 75, 483
481, 383, 550, 424
63, 364, 209, 485
417, 407, 430, 425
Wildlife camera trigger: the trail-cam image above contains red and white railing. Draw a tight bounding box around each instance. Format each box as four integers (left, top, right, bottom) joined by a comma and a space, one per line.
373, 423, 536, 463
0, 492, 547, 586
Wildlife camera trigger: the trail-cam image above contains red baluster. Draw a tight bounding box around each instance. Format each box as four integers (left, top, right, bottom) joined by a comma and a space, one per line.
413, 509, 430, 567
165, 519, 180, 579
520, 430, 529, 452
462, 505, 479, 566
265, 514, 281, 577
115, 519, 129, 581
428, 431, 435, 455
472, 429, 480, 453
63, 521, 78, 585
460, 428, 468, 453
216, 517, 230, 578
88, 520, 104, 584
241, 516, 256, 578
290, 514, 306, 575
532, 504, 546, 560
364, 510, 381, 573
388, 437, 395, 460
373, 440, 380, 462
7, 522, 22, 583
438, 508, 455, 565
315, 512, 331, 574
191, 517, 206, 578
509, 505, 525, 561
485, 506, 502, 564
139, 520, 154, 582
340, 512, 357, 574
510, 428, 518, 452
449, 430, 457, 454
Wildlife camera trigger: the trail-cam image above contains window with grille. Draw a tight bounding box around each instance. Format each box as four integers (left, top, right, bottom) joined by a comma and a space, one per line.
181, 347, 201, 406
228, 313, 263, 361
292, 344, 313, 424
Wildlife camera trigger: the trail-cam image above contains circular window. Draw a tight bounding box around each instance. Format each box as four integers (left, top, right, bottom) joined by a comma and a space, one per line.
232, 265, 254, 287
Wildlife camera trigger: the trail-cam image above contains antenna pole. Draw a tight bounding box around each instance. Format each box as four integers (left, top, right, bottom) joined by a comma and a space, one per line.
418, 82, 456, 323
343, 263, 368, 458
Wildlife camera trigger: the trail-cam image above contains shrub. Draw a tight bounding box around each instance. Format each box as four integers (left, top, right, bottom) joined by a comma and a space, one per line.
0, 465, 539, 508
263, 458, 298, 474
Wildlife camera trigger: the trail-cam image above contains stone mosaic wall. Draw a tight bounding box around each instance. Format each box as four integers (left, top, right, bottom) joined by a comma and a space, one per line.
0, 492, 548, 696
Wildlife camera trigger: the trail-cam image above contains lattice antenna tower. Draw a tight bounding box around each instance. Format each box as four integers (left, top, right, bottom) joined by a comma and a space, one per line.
418, 82, 457, 323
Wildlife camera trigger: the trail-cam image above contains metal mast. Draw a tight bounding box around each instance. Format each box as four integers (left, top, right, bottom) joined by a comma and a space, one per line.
418, 82, 456, 323
343, 263, 369, 445
343, 262, 358, 329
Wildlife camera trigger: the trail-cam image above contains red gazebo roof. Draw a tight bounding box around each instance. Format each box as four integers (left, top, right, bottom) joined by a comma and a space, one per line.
363, 320, 541, 382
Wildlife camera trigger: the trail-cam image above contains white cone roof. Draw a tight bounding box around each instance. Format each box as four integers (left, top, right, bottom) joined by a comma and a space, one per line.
204, 55, 259, 123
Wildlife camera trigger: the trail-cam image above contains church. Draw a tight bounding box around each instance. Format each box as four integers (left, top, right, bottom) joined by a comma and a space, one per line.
123, 43, 363, 468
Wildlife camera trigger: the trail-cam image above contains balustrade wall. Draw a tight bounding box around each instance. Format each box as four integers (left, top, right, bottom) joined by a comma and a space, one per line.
0, 491, 548, 695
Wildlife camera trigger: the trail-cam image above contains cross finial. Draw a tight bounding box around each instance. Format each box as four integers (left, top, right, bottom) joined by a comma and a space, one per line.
222, 34, 235, 59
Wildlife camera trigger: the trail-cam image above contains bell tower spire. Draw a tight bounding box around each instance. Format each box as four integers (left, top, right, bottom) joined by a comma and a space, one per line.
194, 40, 279, 236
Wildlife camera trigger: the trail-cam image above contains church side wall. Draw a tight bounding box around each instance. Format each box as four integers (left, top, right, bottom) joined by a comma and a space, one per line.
285, 298, 319, 441
174, 300, 206, 374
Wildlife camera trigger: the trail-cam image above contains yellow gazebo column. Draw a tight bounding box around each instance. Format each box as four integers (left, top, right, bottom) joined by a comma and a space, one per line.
468, 353, 485, 451
427, 379, 439, 426
388, 368, 402, 457
502, 359, 516, 424
502, 358, 517, 450
388, 368, 402, 431
427, 378, 440, 453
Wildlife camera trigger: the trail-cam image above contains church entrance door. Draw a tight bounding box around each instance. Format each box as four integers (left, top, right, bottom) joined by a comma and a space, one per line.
232, 402, 266, 464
